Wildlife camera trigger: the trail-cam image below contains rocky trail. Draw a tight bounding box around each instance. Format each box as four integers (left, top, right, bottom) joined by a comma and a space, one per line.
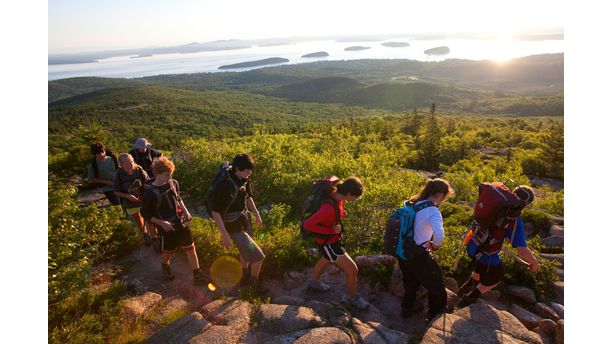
80, 188, 564, 343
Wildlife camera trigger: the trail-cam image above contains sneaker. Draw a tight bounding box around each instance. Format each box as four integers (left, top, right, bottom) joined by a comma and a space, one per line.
306, 279, 331, 292
343, 294, 370, 310
193, 268, 212, 285
144, 233, 152, 247
401, 303, 425, 318
161, 263, 174, 281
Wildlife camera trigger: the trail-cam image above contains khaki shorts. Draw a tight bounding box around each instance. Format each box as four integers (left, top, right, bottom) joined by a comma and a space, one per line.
230, 231, 265, 263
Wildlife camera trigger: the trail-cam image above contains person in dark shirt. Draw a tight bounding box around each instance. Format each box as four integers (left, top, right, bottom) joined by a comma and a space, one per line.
140, 157, 211, 286
210, 154, 265, 291
129, 138, 163, 177
113, 153, 151, 245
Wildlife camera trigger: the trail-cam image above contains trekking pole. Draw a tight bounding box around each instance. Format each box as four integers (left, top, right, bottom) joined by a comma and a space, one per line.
505, 178, 520, 189
450, 222, 474, 272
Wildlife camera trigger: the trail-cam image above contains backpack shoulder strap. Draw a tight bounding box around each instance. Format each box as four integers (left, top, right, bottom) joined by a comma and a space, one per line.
145, 184, 163, 218
413, 200, 436, 212
221, 176, 240, 218
91, 157, 99, 178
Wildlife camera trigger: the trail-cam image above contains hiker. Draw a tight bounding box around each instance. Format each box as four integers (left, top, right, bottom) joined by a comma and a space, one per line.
140, 157, 211, 285
87, 142, 120, 205
302, 176, 370, 310
457, 185, 538, 308
129, 137, 163, 177
113, 153, 152, 246
396, 178, 454, 321
209, 154, 266, 291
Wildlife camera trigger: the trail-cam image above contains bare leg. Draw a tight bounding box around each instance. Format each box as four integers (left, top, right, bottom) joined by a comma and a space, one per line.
184, 245, 200, 270
162, 252, 174, 265
334, 253, 359, 295
311, 258, 332, 281
250, 260, 263, 279
133, 212, 146, 235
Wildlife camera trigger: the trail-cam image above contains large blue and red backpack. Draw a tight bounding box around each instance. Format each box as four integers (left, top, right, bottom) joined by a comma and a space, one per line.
464, 182, 525, 260
384, 200, 435, 260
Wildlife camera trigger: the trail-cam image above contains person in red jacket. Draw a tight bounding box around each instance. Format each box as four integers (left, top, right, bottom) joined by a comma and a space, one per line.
302, 177, 369, 310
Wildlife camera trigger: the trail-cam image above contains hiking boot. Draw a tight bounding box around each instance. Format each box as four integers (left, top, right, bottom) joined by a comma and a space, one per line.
193, 268, 211, 286
161, 263, 174, 281
343, 294, 370, 310
401, 303, 425, 318
144, 233, 152, 247
306, 279, 331, 292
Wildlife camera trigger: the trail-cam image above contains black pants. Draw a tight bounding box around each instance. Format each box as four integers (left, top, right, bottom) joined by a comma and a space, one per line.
398, 252, 447, 317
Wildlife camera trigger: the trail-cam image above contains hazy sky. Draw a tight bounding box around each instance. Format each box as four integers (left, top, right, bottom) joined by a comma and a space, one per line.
49, 0, 564, 53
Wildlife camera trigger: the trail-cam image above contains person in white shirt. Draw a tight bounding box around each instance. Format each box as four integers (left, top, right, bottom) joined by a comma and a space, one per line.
398, 178, 454, 322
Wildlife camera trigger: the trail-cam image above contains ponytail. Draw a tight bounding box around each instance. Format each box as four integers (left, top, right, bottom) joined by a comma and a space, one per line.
409, 178, 454, 203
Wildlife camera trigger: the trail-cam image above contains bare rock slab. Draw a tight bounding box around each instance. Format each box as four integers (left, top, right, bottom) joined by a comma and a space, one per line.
509, 304, 543, 330
351, 318, 410, 344
535, 302, 560, 321
507, 285, 537, 304
255, 304, 324, 335
267, 327, 352, 344
147, 312, 210, 344
121, 292, 162, 322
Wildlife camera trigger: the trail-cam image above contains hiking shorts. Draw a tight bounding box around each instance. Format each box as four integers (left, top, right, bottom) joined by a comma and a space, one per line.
475, 261, 505, 286
230, 231, 265, 263
319, 241, 346, 262
160, 226, 194, 253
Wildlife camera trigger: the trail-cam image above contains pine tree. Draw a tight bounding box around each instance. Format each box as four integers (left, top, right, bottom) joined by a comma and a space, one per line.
541, 121, 564, 179
416, 104, 442, 170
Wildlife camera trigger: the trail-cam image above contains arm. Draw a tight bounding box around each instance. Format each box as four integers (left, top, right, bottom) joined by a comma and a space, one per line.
429, 210, 445, 249
141, 189, 175, 233
517, 246, 538, 272
112, 172, 139, 202
246, 197, 262, 226
88, 163, 114, 186
211, 211, 232, 248
303, 204, 340, 235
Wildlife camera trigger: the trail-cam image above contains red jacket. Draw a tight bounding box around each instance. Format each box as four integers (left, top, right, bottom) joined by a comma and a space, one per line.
302, 192, 346, 245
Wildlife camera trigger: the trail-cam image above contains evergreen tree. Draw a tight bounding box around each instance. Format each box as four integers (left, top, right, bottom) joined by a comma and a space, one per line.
416, 104, 443, 170
542, 121, 564, 178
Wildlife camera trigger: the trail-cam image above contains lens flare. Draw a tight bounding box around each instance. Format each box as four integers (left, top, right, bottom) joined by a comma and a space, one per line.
209, 256, 242, 289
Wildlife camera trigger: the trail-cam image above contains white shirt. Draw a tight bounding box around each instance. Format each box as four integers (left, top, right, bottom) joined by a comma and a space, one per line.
413, 200, 445, 247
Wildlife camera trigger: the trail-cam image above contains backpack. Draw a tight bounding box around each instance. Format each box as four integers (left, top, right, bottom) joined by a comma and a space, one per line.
384, 200, 435, 260
204, 162, 240, 219
144, 180, 184, 227
299, 176, 342, 243
464, 182, 525, 259
91, 149, 119, 178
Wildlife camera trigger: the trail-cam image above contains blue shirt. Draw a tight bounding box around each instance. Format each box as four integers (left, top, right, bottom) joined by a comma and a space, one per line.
467, 217, 527, 266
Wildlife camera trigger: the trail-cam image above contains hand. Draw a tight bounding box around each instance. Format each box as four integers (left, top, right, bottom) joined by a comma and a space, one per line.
333, 224, 342, 233
221, 233, 232, 248
528, 260, 539, 273
182, 211, 192, 224
255, 214, 262, 227
160, 221, 175, 233
128, 195, 139, 203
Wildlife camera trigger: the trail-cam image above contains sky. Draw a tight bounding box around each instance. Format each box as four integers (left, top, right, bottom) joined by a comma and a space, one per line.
49, 0, 564, 53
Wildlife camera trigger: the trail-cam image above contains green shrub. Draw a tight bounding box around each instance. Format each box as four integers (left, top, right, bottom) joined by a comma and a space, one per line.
522, 209, 552, 237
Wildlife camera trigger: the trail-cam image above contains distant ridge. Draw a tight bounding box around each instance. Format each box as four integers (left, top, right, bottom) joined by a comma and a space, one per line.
218, 57, 290, 69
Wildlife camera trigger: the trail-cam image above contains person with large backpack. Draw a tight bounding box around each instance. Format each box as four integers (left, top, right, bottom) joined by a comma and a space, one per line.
87, 142, 120, 205
302, 176, 370, 310
392, 178, 454, 321
140, 157, 212, 286
456, 184, 538, 308
129, 138, 163, 177
209, 154, 266, 292
113, 153, 152, 246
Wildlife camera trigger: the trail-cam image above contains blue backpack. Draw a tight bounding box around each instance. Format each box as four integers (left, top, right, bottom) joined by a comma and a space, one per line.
384, 200, 435, 260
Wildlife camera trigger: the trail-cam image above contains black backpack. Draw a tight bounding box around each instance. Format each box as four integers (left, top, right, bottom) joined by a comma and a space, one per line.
299, 176, 342, 242
204, 162, 240, 219
91, 149, 119, 178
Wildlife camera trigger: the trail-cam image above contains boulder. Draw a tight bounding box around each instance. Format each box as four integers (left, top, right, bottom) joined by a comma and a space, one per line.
524, 222, 537, 238
555, 319, 564, 344
538, 319, 557, 335
206, 299, 252, 339
266, 327, 352, 344
271, 294, 306, 306
425, 303, 542, 344
188, 325, 234, 344
255, 304, 324, 335
550, 216, 564, 225
125, 277, 147, 295
535, 302, 560, 321
389, 265, 404, 297
444, 277, 459, 293
534, 327, 555, 344
147, 312, 210, 344
351, 318, 410, 344
200, 299, 227, 318
552, 282, 564, 304
304, 300, 351, 326
153, 297, 190, 326
507, 285, 537, 304
542, 236, 564, 247
355, 255, 396, 269
482, 290, 501, 301
446, 288, 459, 311
477, 298, 509, 312
283, 271, 308, 290
509, 304, 543, 330
121, 292, 162, 322
549, 302, 564, 319
549, 225, 564, 237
